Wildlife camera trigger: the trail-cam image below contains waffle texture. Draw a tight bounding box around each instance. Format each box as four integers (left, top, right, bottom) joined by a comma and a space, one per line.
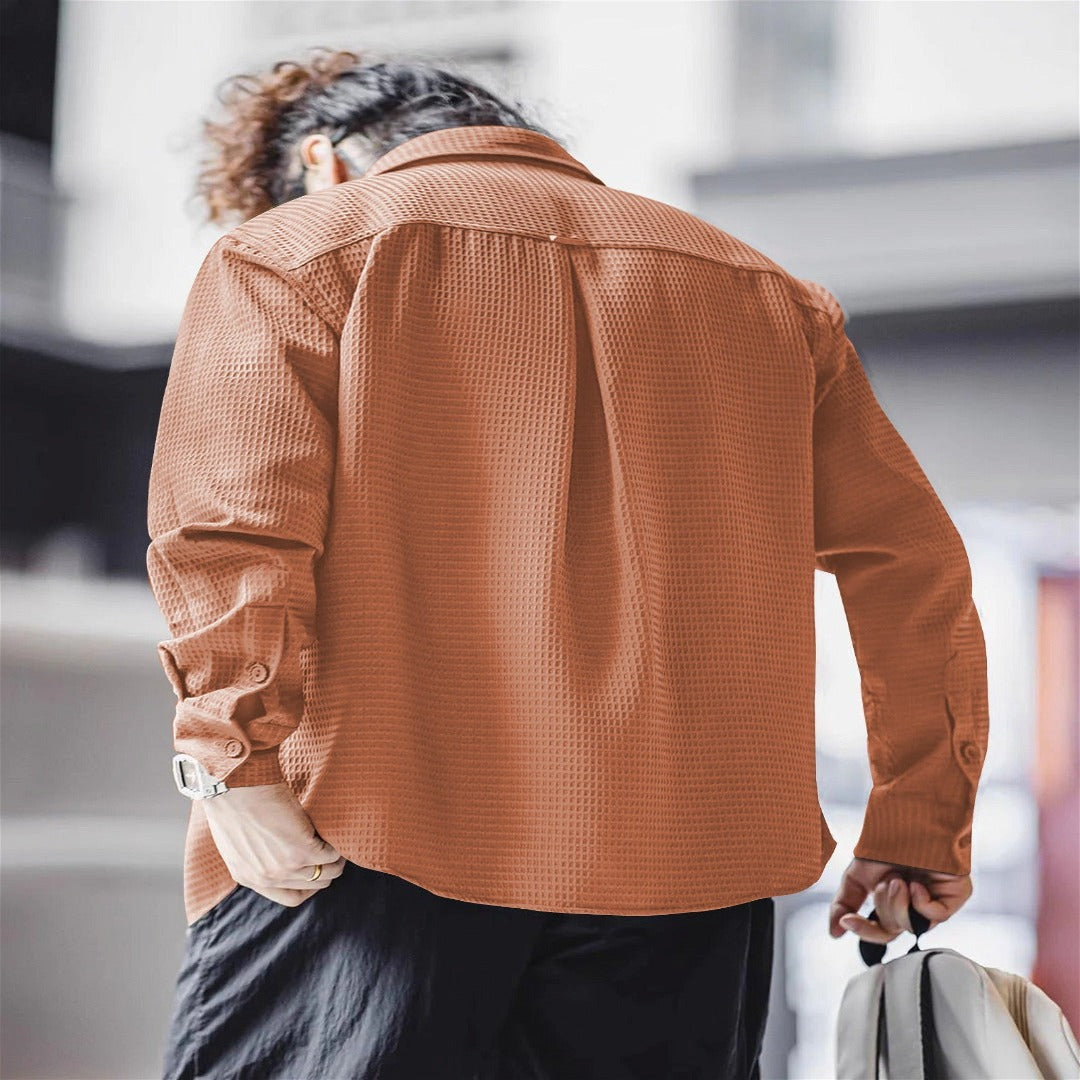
146, 125, 989, 927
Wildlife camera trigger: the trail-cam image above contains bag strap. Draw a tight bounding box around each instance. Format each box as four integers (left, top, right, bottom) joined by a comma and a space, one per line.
880, 948, 941, 1079
919, 954, 939, 1080
859, 902, 933, 967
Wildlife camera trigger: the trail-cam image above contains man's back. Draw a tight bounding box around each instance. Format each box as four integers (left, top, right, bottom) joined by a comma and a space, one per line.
147, 125, 989, 927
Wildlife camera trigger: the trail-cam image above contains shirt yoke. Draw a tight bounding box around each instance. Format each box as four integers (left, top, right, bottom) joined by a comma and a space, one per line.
224, 160, 820, 316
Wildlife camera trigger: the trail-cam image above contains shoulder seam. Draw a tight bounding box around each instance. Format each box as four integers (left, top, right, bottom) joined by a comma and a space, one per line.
791, 279, 845, 326
791, 295, 832, 315
223, 235, 341, 328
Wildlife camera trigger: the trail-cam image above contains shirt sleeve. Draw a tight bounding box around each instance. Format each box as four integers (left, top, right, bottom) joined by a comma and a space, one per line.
146, 235, 338, 787
800, 279, 989, 876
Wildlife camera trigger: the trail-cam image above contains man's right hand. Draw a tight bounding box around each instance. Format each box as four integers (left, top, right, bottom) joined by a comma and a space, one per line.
828, 856, 974, 943
202, 781, 347, 907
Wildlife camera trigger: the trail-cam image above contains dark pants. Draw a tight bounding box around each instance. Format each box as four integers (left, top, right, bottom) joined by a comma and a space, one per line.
161, 859, 774, 1080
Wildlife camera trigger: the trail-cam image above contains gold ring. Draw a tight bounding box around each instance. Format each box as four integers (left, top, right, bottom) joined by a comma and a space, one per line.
306, 863, 322, 882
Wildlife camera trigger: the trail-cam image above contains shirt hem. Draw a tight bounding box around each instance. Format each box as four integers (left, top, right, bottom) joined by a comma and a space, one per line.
184, 841, 834, 927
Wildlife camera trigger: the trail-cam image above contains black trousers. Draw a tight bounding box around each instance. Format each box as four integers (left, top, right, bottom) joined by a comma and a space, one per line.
161, 859, 774, 1080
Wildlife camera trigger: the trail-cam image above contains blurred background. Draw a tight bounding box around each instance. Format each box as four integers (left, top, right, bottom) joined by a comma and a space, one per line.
1, 1, 1077, 1077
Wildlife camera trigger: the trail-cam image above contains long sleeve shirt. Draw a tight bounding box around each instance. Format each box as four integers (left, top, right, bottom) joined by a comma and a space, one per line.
146, 124, 990, 927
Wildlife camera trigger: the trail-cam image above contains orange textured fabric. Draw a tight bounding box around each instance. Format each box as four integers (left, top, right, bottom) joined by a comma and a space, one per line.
146, 125, 990, 927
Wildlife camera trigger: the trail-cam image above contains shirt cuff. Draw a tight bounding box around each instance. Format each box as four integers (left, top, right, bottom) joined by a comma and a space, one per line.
853, 790, 974, 876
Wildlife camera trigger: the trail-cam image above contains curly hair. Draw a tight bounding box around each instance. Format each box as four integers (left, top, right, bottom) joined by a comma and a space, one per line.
194, 47, 555, 227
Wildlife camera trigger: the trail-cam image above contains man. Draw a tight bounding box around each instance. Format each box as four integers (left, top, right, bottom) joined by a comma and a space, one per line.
149, 50, 989, 1080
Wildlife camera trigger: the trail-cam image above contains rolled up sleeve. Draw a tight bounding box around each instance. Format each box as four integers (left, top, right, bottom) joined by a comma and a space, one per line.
800, 279, 990, 876
146, 235, 338, 786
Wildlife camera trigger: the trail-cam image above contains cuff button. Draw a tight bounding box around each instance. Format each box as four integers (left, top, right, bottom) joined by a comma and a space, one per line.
224, 739, 244, 757
246, 661, 270, 684
959, 741, 981, 765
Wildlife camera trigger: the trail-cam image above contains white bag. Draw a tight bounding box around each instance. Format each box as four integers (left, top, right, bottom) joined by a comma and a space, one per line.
836, 907, 1080, 1079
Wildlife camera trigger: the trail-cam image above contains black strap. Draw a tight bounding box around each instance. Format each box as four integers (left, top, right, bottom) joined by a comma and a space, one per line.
866, 915, 941, 1079
859, 902, 933, 967
920, 950, 940, 1080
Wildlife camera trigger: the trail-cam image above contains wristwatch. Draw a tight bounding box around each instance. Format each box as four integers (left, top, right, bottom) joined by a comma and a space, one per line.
172, 752, 230, 799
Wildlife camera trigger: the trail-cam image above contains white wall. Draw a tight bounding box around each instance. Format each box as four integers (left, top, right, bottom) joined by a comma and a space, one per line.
834, 0, 1079, 154
53, 1, 249, 343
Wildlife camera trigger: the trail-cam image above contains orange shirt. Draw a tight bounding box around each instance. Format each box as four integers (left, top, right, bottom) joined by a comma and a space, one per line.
146, 125, 989, 927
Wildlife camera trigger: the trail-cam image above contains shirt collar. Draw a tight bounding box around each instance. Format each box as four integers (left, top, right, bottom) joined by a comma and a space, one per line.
362, 124, 605, 186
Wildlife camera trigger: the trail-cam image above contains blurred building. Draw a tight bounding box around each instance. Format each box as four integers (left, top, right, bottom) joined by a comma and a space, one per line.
2, 2, 1077, 1077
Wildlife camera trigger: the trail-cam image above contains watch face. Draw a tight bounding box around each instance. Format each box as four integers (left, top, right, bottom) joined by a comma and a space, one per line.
173, 753, 225, 798
178, 758, 199, 789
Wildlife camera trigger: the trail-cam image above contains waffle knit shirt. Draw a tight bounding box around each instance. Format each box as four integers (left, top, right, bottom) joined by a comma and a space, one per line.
146, 124, 990, 927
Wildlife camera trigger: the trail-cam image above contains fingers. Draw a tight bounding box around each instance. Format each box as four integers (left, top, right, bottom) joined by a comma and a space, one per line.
874, 876, 912, 935
828, 862, 872, 938
312, 835, 343, 861
836, 885, 905, 944
248, 860, 347, 906
237, 855, 348, 896
830, 857, 917, 941
278, 854, 348, 890
835, 876, 904, 944
909, 879, 955, 927
837, 912, 897, 944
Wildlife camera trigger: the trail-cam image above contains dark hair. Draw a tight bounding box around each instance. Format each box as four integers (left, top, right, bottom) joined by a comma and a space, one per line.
194, 47, 558, 226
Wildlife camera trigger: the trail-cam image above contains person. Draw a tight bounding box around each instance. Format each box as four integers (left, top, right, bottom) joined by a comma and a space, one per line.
147, 47, 989, 1080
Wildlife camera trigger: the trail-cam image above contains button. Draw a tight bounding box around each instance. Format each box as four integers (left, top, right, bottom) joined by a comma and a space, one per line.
246, 661, 270, 684
959, 741, 981, 765
223, 739, 244, 758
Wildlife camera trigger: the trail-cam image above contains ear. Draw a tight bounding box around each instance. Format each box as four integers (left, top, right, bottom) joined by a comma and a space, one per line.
300, 134, 336, 176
